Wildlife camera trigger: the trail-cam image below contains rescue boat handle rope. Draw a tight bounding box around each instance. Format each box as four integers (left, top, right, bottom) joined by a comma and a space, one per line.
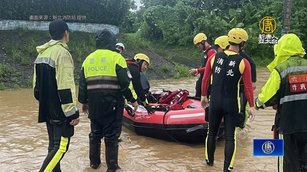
162, 109, 198, 146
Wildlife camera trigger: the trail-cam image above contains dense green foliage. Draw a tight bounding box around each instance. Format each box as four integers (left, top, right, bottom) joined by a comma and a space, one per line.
0, 29, 191, 89
0, 29, 96, 89
0, 0, 306, 89
121, 0, 306, 65
0, 0, 133, 25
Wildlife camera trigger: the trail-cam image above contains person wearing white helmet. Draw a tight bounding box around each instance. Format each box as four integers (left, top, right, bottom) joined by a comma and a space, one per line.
115, 42, 125, 54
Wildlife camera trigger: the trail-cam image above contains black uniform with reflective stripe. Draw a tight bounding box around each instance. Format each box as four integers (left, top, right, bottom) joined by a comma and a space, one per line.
206, 52, 244, 171
275, 56, 307, 134
78, 65, 133, 120
34, 41, 78, 172
34, 62, 77, 122
86, 76, 121, 90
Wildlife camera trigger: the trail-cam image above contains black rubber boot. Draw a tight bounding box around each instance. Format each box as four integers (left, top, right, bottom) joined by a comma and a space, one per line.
89, 134, 101, 169
206, 160, 214, 166
223, 161, 232, 172
105, 138, 121, 172
206, 135, 216, 166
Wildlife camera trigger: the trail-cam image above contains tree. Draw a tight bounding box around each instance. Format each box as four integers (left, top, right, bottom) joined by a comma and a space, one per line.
141, 0, 177, 7
0, 0, 133, 26
126, 0, 307, 62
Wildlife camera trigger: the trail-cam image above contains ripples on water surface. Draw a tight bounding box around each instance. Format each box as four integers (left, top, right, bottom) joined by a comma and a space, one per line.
0, 69, 277, 171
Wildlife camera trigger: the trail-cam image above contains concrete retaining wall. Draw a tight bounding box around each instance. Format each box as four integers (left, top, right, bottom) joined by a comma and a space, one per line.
0, 20, 119, 34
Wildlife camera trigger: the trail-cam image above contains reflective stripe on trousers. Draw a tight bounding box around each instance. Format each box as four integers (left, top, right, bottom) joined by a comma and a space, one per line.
40, 122, 70, 172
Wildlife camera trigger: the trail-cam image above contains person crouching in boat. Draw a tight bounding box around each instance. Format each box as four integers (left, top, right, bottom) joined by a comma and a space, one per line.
115, 43, 151, 96
126, 53, 154, 113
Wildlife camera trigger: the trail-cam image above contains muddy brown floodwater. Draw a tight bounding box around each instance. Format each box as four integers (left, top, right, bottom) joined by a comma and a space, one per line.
0, 68, 278, 172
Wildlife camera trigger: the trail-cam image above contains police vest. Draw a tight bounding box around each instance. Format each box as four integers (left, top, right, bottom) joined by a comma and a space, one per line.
275, 56, 307, 134
82, 49, 125, 90
211, 52, 243, 98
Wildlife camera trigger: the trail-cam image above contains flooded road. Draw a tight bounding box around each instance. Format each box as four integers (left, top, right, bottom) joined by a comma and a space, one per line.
0, 68, 277, 172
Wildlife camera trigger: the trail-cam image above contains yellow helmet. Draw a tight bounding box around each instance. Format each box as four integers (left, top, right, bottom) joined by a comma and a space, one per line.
134, 53, 150, 65
228, 28, 248, 44
193, 33, 207, 45
214, 35, 229, 49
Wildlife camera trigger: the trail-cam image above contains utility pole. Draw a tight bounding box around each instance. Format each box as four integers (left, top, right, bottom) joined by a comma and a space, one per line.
282, 0, 292, 35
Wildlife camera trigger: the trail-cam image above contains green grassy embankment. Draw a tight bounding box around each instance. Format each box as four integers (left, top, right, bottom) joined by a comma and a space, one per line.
0, 28, 269, 90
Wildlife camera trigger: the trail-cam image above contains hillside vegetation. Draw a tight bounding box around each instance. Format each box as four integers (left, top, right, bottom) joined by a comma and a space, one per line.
1, 0, 307, 89
0, 29, 196, 89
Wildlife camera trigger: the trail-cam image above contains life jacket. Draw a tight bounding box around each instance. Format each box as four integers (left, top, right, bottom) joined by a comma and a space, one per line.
126, 60, 140, 71
202, 46, 215, 67
158, 89, 189, 110
127, 59, 150, 92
